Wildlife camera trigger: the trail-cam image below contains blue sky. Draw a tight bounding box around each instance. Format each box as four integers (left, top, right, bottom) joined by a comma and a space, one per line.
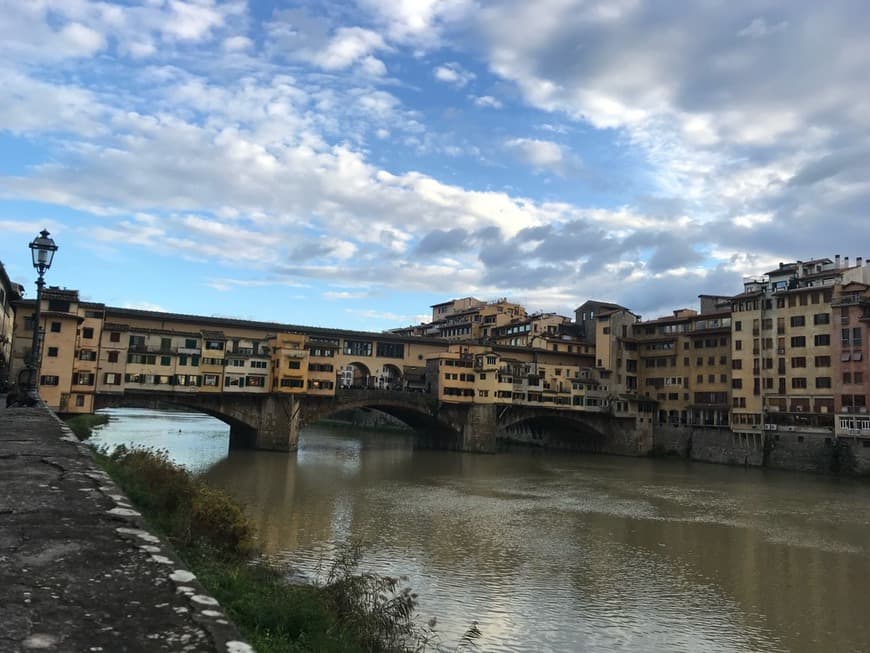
2, 1, 869, 330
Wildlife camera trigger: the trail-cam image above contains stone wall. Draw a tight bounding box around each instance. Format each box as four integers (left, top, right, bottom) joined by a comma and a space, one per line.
654, 426, 764, 466
765, 430, 837, 474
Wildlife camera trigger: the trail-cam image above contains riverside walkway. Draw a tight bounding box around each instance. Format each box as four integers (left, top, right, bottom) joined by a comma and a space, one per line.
0, 401, 253, 653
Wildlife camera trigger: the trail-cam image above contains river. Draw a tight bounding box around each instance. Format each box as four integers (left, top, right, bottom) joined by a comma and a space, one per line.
89, 408, 870, 653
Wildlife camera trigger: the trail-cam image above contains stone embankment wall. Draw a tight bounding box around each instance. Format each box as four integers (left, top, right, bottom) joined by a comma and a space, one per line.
654, 425, 870, 476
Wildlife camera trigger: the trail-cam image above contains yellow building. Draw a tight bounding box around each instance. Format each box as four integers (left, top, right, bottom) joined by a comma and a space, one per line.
0, 263, 22, 387
270, 333, 308, 393
730, 257, 870, 436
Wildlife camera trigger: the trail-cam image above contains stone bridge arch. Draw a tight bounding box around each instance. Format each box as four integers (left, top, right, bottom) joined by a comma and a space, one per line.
497, 406, 642, 455
93, 391, 297, 451
299, 390, 471, 450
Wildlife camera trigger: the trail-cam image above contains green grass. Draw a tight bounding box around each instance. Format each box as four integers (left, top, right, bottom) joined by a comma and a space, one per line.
93, 446, 480, 653
65, 413, 109, 440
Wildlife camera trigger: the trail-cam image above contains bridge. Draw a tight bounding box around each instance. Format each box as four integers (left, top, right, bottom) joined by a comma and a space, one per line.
94, 389, 646, 455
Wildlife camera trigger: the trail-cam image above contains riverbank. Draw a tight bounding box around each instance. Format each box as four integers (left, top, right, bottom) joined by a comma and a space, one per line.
94, 445, 475, 653
63, 412, 109, 439
0, 406, 252, 652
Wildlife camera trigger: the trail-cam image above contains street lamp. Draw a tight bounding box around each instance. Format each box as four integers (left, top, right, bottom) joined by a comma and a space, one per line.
26, 229, 58, 397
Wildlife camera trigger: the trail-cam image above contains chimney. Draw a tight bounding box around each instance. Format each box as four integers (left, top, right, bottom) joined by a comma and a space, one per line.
845, 256, 850, 268
836, 254, 841, 268
858, 257, 864, 268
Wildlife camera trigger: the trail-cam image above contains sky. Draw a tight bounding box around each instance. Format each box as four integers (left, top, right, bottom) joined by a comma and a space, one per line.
1, 1, 869, 331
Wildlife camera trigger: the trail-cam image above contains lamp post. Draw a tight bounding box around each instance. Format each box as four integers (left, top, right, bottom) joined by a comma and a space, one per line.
26, 229, 58, 397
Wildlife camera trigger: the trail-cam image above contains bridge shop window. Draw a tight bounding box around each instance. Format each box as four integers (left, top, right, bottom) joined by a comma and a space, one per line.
280, 378, 304, 388
246, 375, 266, 387
203, 374, 219, 386
376, 342, 404, 358
127, 353, 156, 365
344, 340, 372, 356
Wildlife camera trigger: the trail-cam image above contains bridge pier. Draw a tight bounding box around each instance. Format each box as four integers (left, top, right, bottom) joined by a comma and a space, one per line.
452, 403, 498, 453
249, 394, 299, 452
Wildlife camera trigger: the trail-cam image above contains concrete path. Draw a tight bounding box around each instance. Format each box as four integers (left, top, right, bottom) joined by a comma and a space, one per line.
0, 405, 255, 653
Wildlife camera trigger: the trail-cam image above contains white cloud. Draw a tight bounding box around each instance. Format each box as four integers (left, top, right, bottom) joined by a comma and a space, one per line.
471, 95, 503, 109
737, 17, 788, 39
59, 22, 106, 56
222, 35, 253, 51
434, 62, 475, 87
505, 138, 566, 174
311, 27, 388, 70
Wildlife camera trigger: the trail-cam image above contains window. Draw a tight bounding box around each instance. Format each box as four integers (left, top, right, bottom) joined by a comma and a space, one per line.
813, 313, 830, 325
103, 373, 121, 385
74, 373, 95, 386
205, 340, 225, 350
185, 338, 198, 349
791, 377, 807, 389
735, 321, 742, 332
814, 334, 830, 346
816, 377, 831, 389
791, 357, 806, 368
791, 336, 806, 347
735, 340, 742, 351
842, 328, 851, 345
844, 372, 853, 384
79, 350, 97, 361
288, 360, 301, 369
40, 375, 59, 386
732, 379, 743, 389
344, 340, 373, 356
107, 351, 119, 363
47, 347, 58, 357
110, 331, 121, 342
790, 315, 805, 327
160, 356, 172, 366
732, 359, 742, 369
50, 321, 61, 333
814, 355, 831, 367
853, 327, 863, 345
129, 335, 145, 347
82, 327, 94, 339
376, 342, 405, 358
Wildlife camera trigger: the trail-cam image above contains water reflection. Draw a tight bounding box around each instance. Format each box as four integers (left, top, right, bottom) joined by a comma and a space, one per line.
88, 407, 230, 472
93, 411, 870, 652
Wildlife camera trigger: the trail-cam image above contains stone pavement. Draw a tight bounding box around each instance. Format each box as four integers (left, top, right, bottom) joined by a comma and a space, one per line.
0, 404, 255, 653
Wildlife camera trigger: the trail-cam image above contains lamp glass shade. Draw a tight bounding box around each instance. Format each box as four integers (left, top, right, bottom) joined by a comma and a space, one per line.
29, 229, 58, 272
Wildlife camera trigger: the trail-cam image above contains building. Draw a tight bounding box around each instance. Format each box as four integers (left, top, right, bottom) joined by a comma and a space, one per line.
0, 262, 23, 387
729, 257, 870, 443
832, 280, 870, 442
